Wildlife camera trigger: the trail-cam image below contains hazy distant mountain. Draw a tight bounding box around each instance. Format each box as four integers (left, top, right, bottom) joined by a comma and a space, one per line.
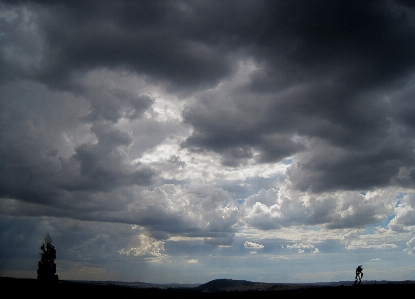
63, 279, 200, 289
195, 278, 309, 292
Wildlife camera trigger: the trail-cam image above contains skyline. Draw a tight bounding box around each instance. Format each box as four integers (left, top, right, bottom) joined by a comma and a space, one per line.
1, 0, 415, 284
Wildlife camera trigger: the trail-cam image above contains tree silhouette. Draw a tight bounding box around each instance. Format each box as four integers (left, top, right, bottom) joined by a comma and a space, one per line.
37, 232, 59, 282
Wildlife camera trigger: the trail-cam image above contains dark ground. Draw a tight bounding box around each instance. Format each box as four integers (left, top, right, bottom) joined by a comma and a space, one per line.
1, 277, 415, 298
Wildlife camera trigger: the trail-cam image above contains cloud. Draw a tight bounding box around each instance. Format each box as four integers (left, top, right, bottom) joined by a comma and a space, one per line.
241, 183, 395, 230
134, 184, 239, 236
341, 228, 399, 250
287, 243, 319, 254
244, 241, 264, 249
0, 0, 236, 91
177, 1, 415, 192
0, 79, 160, 207
389, 199, 415, 232
187, 259, 198, 264
404, 237, 415, 255
118, 234, 167, 261
346, 241, 398, 250
3, 0, 412, 186
204, 234, 235, 246
270, 255, 288, 260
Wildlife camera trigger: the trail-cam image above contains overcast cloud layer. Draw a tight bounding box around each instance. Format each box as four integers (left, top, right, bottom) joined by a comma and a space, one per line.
2, 0, 415, 284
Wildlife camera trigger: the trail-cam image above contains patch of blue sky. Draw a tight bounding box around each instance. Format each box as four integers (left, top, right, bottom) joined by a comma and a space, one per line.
395, 191, 406, 207
364, 215, 395, 233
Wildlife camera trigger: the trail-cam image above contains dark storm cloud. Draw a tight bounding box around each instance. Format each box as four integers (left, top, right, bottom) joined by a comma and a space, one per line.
287, 136, 414, 193
204, 233, 234, 246
84, 91, 154, 123
3, 0, 415, 89
2, 0, 415, 214
179, 0, 415, 191
0, 0, 237, 91
0, 78, 158, 205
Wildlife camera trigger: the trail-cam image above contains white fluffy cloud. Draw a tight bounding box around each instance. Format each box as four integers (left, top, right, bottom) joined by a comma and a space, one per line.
242, 182, 396, 230
118, 234, 167, 261
187, 259, 198, 264
404, 237, 415, 255
389, 197, 415, 232
287, 243, 319, 254
346, 241, 398, 250
244, 241, 264, 249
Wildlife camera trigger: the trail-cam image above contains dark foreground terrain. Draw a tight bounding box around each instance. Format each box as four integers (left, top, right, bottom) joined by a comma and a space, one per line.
2, 277, 415, 298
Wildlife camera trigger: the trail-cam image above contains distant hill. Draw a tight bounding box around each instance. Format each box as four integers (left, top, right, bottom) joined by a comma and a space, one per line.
195, 278, 311, 292
196, 279, 259, 292
54, 279, 200, 289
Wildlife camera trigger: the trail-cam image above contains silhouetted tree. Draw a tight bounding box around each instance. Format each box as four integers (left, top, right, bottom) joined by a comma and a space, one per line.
37, 232, 59, 282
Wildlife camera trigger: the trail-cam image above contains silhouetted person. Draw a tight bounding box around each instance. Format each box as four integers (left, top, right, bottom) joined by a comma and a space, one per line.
354, 265, 363, 285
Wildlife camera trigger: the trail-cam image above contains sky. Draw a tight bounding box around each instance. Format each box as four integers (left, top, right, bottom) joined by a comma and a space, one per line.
1, 0, 415, 284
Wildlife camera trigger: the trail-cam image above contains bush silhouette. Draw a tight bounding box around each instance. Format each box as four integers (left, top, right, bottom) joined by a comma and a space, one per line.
37, 232, 59, 282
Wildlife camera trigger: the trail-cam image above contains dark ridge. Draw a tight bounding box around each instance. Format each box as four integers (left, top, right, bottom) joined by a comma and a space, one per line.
194, 278, 300, 292
196, 279, 256, 292
2, 277, 415, 298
